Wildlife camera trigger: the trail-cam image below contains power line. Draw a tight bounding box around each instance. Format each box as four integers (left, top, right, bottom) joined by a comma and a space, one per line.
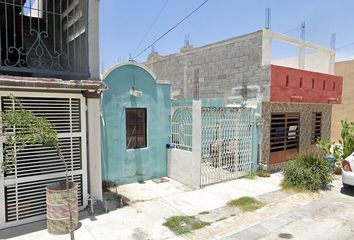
133, 0, 211, 60
336, 41, 354, 50
134, 0, 169, 54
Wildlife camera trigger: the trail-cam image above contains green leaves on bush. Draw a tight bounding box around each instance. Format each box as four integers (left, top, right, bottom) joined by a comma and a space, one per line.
340, 120, 354, 160
1, 95, 59, 174
227, 196, 264, 212
163, 216, 210, 235
282, 154, 333, 192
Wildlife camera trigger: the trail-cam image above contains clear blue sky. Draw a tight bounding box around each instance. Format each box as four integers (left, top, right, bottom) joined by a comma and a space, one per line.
100, 0, 354, 72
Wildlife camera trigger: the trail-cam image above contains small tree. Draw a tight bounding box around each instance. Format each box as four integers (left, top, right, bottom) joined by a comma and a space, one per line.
0, 95, 75, 240
339, 120, 354, 159
316, 120, 354, 168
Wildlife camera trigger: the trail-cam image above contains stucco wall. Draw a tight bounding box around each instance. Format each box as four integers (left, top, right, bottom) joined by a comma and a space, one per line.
261, 102, 332, 171
168, 149, 198, 189
332, 60, 354, 142
271, 65, 343, 104
145, 30, 270, 101
101, 64, 171, 185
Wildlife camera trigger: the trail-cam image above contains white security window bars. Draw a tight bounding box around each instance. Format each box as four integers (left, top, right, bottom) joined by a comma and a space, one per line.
269, 113, 300, 164
311, 112, 322, 145
171, 107, 192, 151
0, 0, 88, 79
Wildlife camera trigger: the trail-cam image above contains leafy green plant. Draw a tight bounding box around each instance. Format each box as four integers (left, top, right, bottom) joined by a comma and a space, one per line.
0, 95, 75, 239
316, 139, 342, 170
316, 139, 333, 157
1, 100, 58, 173
316, 119, 354, 169
339, 120, 354, 159
163, 216, 210, 235
227, 196, 264, 212
257, 170, 271, 178
282, 154, 333, 192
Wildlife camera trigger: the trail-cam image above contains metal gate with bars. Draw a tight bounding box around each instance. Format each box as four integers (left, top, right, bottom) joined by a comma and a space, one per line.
269, 113, 299, 164
0, 92, 87, 229
200, 107, 255, 186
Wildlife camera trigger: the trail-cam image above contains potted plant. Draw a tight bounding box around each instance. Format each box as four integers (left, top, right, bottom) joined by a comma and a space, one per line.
316, 120, 354, 175
0, 95, 76, 239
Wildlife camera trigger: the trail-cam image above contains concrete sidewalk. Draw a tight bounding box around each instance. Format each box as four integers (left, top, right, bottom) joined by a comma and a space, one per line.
0, 173, 283, 240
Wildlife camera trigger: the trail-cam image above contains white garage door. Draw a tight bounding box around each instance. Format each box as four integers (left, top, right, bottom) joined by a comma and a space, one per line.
0, 91, 87, 229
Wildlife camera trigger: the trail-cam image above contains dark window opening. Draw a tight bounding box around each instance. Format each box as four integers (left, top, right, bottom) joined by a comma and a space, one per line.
286, 75, 289, 87
126, 108, 147, 149
300, 77, 303, 88
323, 80, 326, 90
311, 112, 322, 145
312, 78, 315, 89
332, 82, 336, 91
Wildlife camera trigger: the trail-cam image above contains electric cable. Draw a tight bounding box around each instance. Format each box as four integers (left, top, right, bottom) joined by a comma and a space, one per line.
133, 0, 210, 60
336, 41, 354, 50
134, 0, 169, 54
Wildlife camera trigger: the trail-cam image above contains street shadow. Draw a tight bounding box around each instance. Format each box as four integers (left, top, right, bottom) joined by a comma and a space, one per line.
0, 194, 129, 239
0, 219, 47, 239
340, 186, 354, 197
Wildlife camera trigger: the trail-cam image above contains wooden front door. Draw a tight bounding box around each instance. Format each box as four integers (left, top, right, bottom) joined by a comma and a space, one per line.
270, 112, 300, 164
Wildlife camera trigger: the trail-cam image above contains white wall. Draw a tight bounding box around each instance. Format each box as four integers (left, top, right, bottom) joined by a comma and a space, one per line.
87, 98, 103, 201
168, 149, 199, 189
262, 29, 335, 74
88, 0, 100, 79
167, 100, 202, 189
272, 53, 332, 74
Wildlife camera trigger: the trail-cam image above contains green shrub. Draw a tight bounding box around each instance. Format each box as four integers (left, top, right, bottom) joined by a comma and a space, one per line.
282, 154, 333, 192
163, 216, 209, 235
227, 196, 264, 212
257, 170, 271, 178
340, 120, 354, 159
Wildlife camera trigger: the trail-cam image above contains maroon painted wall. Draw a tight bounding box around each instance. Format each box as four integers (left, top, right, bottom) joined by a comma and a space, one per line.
270, 65, 343, 104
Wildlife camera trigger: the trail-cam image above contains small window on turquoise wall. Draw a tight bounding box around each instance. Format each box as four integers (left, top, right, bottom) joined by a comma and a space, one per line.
126, 108, 147, 149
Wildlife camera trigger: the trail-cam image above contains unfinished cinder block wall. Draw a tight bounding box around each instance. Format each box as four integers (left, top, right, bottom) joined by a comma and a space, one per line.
145, 30, 270, 100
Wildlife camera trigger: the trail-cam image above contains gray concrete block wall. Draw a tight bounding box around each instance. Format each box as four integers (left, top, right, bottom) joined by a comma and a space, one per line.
145, 30, 270, 101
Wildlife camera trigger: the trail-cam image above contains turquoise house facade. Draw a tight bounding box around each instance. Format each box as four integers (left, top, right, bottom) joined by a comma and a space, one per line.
101, 62, 171, 185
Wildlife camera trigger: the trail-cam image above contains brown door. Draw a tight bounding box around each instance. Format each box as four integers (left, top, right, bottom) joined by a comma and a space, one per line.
270, 113, 300, 164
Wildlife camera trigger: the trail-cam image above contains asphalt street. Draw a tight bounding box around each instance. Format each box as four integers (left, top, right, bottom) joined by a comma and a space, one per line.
223, 179, 354, 240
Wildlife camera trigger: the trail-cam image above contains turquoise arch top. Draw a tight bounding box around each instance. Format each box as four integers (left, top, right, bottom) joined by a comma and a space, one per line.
101, 62, 171, 185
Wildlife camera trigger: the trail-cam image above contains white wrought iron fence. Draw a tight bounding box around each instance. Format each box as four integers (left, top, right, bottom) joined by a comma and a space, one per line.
200, 107, 254, 186
0, 0, 88, 78
171, 106, 192, 151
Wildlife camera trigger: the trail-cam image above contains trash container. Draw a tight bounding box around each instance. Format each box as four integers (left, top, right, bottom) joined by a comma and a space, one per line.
46, 181, 78, 234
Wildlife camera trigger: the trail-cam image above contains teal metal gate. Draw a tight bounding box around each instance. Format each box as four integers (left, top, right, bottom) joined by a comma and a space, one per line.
201, 107, 255, 186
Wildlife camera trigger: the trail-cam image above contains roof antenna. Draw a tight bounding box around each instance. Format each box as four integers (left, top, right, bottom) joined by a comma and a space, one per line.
185, 33, 190, 46
151, 44, 156, 53
330, 33, 336, 50
300, 22, 306, 40
265, 7, 271, 29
